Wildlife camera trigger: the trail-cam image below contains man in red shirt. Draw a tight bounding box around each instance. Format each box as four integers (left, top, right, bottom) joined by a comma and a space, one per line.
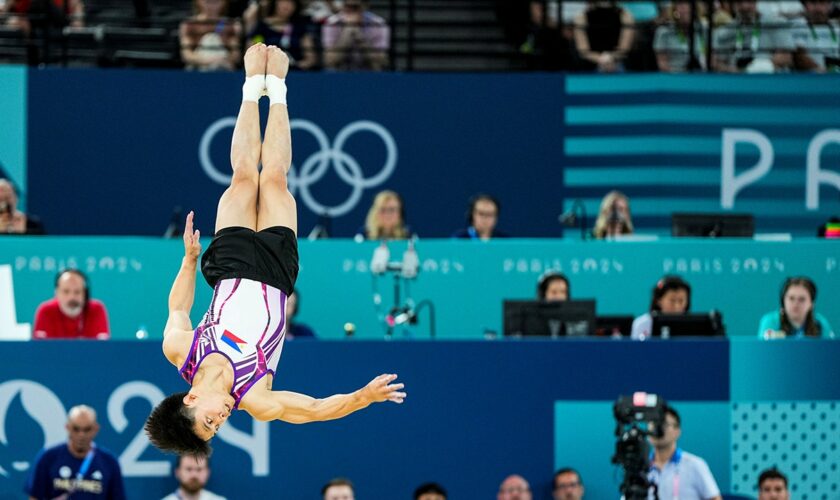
33, 269, 110, 340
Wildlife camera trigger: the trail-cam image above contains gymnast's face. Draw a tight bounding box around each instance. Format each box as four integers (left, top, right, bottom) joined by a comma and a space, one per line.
183, 392, 233, 440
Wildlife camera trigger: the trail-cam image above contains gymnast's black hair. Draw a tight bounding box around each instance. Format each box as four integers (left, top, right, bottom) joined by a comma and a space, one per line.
145, 392, 211, 458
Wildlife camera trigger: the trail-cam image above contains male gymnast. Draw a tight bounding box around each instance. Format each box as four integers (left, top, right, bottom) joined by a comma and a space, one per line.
145, 44, 406, 456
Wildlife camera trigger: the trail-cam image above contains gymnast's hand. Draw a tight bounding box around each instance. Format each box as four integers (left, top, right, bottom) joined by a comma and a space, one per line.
361, 374, 406, 405
183, 211, 202, 261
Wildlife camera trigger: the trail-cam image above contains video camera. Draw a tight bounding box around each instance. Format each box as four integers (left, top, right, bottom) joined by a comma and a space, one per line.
612, 392, 666, 500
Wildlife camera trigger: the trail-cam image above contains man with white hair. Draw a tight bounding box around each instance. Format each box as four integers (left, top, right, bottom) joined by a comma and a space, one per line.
498, 474, 532, 500
33, 269, 110, 340
25, 405, 125, 499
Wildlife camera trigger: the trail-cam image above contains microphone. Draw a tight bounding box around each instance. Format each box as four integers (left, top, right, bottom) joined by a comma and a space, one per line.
400, 240, 419, 279
370, 242, 390, 274
559, 209, 578, 226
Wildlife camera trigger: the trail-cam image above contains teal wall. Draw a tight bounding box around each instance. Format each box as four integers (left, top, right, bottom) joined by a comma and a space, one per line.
1, 237, 838, 340
0, 65, 27, 208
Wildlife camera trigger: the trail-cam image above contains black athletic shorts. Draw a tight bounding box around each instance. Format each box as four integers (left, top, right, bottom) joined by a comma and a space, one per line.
201, 226, 299, 295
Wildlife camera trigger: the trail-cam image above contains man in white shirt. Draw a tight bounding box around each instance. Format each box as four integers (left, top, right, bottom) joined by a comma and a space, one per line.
162, 454, 225, 500
791, 0, 840, 71
648, 405, 722, 500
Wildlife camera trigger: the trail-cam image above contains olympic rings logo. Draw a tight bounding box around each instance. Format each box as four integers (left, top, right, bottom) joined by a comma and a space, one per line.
199, 118, 398, 217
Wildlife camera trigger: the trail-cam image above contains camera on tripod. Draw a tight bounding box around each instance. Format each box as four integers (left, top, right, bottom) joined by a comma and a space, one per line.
612, 392, 666, 500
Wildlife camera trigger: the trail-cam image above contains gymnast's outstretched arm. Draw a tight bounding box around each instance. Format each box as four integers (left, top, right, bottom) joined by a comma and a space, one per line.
162, 212, 201, 363
240, 374, 406, 424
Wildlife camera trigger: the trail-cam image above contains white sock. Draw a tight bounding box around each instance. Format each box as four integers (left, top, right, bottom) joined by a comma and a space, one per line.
242, 75, 266, 102
265, 75, 287, 106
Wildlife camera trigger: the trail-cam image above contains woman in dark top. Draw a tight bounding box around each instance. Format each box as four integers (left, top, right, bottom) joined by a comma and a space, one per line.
244, 0, 317, 69
573, 0, 636, 72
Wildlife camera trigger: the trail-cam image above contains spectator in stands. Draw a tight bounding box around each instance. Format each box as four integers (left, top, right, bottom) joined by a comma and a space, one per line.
244, 0, 317, 70
25, 405, 125, 500
510, 1, 575, 70
452, 193, 508, 240
538, 271, 570, 302
649, 405, 722, 500
572, 1, 636, 72
631, 275, 691, 340
791, 0, 840, 72
553, 467, 584, 499
0, 178, 45, 234
757, 276, 834, 339
303, 0, 338, 23
322, 477, 354, 500
162, 453, 225, 500
414, 482, 447, 500
33, 269, 110, 340
497, 474, 532, 500
0, 0, 84, 36
180, 0, 242, 71
758, 468, 789, 500
712, 0, 796, 73
654, 1, 708, 72
286, 288, 316, 339
356, 190, 412, 240
758, 1, 803, 19
592, 190, 633, 239
322, 0, 389, 70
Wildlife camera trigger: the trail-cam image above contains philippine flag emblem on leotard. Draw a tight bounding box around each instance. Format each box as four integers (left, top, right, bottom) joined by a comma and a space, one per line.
221, 330, 247, 353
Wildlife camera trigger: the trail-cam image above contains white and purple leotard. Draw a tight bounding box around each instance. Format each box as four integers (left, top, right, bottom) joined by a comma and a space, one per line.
179, 278, 288, 408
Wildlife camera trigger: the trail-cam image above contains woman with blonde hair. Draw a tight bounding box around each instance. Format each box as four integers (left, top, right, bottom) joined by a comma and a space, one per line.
592, 190, 634, 239
358, 190, 411, 240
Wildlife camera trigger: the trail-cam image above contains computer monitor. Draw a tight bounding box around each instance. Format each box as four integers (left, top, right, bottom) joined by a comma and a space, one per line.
595, 315, 635, 337
503, 300, 596, 337
671, 213, 754, 238
651, 311, 725, 338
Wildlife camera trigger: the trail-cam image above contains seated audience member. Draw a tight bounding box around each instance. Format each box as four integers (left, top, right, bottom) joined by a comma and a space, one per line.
536, 271, 589, 335
553, 467, 584, 500
515, 1, 575, 70
244, 0, 317, 69
631, 275, 691, 340
162, 453, 226, 500
758, 276, 834, 339
452, 194, 508, 240
654, 1, 708, 72
414, 482, 447, 500
573, 0, 636, 72
0, 178, 45, 234
322, 0, 389, 70
33, 269, 110, 340
758, 468, 789, 500
758, 0, 803, 19
497, 474, 532, 500
649, 405, 722, 500
592, 190, 633, 239
322, 477, 354, 500
286, 289, 316, 339
713, 0, 796, 73
538, 271, 570, 302
180, 0, 242, 71
0, 0, 85, 36
356, 190, 412, 240
304, 0, 338, 23
791, 0, 840, 72
25, 405, 125, 500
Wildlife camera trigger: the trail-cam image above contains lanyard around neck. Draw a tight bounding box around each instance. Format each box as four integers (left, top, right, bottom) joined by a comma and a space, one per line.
808, 21, 838, 43
735, 23, 760, 52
